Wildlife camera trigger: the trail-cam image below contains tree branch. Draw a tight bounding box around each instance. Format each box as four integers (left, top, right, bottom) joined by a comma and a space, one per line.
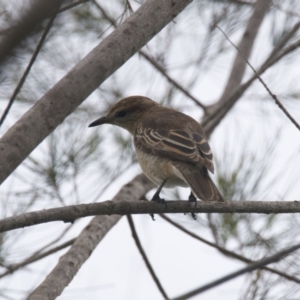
2, 200, 300, 234
58, 0, 90, 13
0, 239, 75, 279
0, 0, 193, 185
202, 31, 300, 134
160, 214, 300, 285
94, 1, 206, 110
27, 174, 154, 300
203, 0, 271, 135
216, 24, 300, 132
219, 0, 271, 104
172, 241, 300, 300
139, 51, 207, 109
127, 215, 169, 300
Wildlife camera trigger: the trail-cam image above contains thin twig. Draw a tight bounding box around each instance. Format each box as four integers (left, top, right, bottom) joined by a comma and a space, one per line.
160, 214, 300, 285
127, 215, 169, 300
94, 1, 206, 110
0, 238, 75, 279
140, 51, 206, 109
202, 22, 300, 134
217, 25, 300, 132
172, 241, 300, 300
269, 38, 300, 68
265, 21, 300, 66
30, 224, 74, 257
272, 2, 300, 18
58, 0, 90, 14
0, 7, 59, 127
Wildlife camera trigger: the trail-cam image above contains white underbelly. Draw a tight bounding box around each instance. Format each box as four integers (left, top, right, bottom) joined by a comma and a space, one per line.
135, 149, 188, 188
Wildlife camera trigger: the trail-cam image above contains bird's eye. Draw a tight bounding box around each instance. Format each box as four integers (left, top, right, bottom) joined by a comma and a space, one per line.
116, 110, 127, 118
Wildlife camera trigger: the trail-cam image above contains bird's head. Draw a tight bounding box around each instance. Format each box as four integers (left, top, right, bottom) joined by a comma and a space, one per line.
88, 96, 159, 134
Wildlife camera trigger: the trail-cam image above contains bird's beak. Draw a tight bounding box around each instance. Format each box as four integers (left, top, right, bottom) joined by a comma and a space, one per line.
88, 116, 112, 127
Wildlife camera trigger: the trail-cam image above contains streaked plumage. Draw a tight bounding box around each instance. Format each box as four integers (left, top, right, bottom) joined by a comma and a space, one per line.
89, 96, 224, 204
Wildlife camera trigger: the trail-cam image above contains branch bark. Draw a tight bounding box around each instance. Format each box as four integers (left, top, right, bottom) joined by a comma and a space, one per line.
2, 199, 300, 233
0, 0, 193, 184
27, 174, 154, 300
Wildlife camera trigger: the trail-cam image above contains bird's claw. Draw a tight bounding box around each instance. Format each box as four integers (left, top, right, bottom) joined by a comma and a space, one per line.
188, 193, 197, 220
150, 196, 167, 221
152, 196, 167, 208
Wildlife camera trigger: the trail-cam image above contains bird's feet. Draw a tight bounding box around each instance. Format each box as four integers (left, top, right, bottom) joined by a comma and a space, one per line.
152, 194, 167, 208
188, 192, 197, 220
150, 194, 167, 221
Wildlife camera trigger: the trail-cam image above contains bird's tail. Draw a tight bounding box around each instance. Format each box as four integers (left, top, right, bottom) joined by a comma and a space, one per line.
174, 162, 225, 202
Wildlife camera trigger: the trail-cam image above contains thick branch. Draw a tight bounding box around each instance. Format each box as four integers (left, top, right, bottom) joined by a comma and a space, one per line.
0, 0, 193, 184
2, 200, 300, 233
27, 174, 154, 300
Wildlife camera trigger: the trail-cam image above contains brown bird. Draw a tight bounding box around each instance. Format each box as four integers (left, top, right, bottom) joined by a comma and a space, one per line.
89, 96, 225, 218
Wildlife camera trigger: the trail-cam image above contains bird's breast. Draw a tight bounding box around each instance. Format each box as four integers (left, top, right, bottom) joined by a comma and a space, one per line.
135, 148, 188, 188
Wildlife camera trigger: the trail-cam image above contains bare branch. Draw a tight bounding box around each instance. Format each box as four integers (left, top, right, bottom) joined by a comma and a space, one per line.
160, 214, 300, 285
172, 241, 300, 300
265, 21, 300, 65
127, 215, 169, 300
2, 199, 300, 233
58, 0, 90, 14
0, 239, 75, 279
139, 51, 207, 109
272, 2, 300, 18
27, 174, 154, 300
29, 224, 74, 256
0, 0, 193, 185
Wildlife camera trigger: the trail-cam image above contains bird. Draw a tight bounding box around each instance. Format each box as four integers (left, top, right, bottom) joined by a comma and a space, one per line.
89, 96, 225, 219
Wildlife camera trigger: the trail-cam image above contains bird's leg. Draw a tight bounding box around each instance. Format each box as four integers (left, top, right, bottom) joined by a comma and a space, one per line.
188, 191, 197, 220
152, 180, 167, 206
188, 191, 197, 204
150, 179, 167, 221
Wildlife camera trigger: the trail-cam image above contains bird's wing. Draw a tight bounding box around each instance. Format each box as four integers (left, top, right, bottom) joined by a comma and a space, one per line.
135, 126, 214, 173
